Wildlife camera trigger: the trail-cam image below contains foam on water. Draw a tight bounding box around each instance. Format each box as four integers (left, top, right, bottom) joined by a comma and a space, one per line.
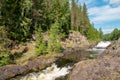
95, 41, 111, 48
87, 41, 111, 53
17, 64, 72, 80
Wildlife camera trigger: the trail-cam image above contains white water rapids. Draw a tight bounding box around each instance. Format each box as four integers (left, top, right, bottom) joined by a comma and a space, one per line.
87, 41, 111, 53
11, 41, 111, 80
12, 64, 72, 80
95, 41, 111, 48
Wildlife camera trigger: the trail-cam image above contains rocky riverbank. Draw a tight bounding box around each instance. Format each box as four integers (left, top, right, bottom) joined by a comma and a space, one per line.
68, 39, 120, 80
0, 31, 96, 80
0, 56, 56, 80
61, 31, 91, 49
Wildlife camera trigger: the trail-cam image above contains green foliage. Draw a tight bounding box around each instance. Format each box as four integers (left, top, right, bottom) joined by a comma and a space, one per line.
71, 1, 91, 36
1, 0, 32, 41
20, 17, 31, 41
48, 23, 62, 53
87, 25, 100, 41
45, 0, 70, 34
0, 51, 13, 66
103, 28, 120, 41
103, 34, 111, 41
0, 26, 10, 51
35, 26, 46, 56
0, 0, 103, 62
110, 28, 120, 40
0, 26, 13, 66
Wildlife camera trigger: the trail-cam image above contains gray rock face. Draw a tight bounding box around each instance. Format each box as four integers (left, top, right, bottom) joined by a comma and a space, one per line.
61, 31, 90, 49
69, 39, 120, 80
0, 56, 56, 80
98, 38, 120, 59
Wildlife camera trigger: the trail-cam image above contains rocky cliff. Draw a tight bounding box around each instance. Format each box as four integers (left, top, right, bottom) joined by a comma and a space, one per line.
68, 38, 120, 80
61, 31, 90, 49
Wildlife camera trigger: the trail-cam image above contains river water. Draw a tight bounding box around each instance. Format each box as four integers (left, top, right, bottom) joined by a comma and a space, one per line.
11, 41, 111, 80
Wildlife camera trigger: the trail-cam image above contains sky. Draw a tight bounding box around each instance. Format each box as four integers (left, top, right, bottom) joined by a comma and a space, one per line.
78, 0, 120, 34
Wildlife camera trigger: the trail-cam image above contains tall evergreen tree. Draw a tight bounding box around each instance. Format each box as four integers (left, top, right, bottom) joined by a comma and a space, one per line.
71, 0, 76, 30
1, 0, 32, 41
31, 0, 46, 30
35, 26, 46, 55
81, 3, 90, 36
87, 24, 100, 41
48, 22, 62, 53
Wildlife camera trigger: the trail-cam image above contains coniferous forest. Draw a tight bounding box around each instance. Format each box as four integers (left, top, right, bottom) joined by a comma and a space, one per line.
0, 0, 103, 66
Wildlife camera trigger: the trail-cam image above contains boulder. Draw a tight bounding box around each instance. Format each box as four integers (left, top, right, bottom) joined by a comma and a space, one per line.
68, 39, 120, 80
61, 31, 90, 49
0, 56, 56, 80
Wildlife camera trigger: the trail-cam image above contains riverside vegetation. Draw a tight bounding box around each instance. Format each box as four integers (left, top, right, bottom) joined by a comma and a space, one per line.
0, 0, 104, 67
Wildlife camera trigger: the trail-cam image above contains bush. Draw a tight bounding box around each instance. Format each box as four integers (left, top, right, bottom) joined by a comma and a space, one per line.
48, 22, 62, 53
35, 26, 47, 56
0, 51, 13, 66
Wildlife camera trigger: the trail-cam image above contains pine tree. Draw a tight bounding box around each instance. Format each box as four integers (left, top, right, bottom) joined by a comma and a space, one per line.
48, 22, 62, 53
1, 0, 32, 41
32, 0, 46, 30
35, 26, 46, 56
81, 3, 90, 36
71, 0, 76, 30
87, 25, 100, 41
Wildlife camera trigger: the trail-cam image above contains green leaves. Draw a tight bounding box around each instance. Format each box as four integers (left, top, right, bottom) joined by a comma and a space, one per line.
103, 28, 120, 41
0, 26, 9, 51
0, 51, 13, 66
35, 26, 46, 55
87, 25, 101, 41
48, 22, 62, 53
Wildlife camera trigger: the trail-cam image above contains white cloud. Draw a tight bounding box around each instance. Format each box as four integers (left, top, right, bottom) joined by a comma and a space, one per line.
109, 0, 120, 5
88, 5, 120, 23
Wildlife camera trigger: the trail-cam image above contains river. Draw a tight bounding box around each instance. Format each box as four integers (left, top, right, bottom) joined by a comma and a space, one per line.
10, 41, 111, 80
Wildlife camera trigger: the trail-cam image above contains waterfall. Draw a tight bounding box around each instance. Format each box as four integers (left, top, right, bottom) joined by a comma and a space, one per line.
95, 41, 111, 48
87, 41, 111, 54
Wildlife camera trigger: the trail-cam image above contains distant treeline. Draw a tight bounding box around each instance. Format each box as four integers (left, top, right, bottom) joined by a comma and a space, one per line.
103, 28, 120, 41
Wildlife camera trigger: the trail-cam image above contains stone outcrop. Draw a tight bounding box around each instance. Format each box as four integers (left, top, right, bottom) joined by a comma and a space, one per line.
61, 31, 90, 49
98, 39, 120, 59
0, 56, 56, 80
68, 39, 120, 80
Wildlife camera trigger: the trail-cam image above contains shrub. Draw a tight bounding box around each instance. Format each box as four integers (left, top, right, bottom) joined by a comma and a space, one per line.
0, 51, 13, 66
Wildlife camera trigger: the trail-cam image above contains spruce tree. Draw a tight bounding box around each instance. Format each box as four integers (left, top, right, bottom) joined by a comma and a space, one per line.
1, 0, 32, 41
81, 3, 90, 36
71, 0, 76, 30
32, 0, 46, 30
35, 26, 46, 56
48, 22, 62, 53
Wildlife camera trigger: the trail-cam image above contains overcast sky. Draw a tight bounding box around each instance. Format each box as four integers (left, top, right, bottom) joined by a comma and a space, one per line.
78, 0, 120, 34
